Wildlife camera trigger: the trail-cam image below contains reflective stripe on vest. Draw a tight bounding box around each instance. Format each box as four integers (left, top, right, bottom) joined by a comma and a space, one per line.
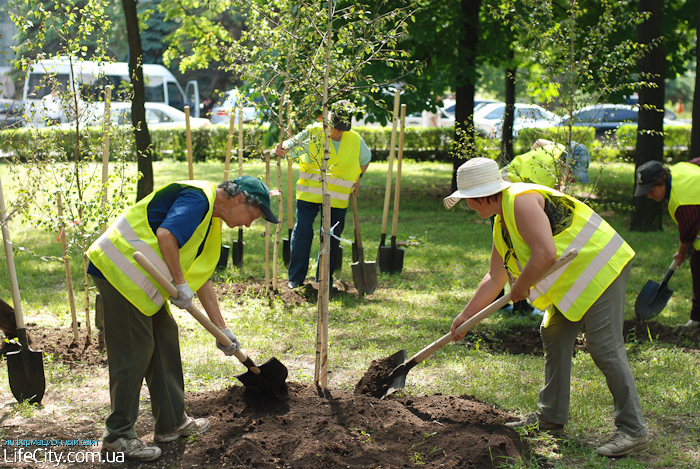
87, 181, 220, 316
296, 125, 361, 209
668, 162, 700, 250
493, 183, 634, 325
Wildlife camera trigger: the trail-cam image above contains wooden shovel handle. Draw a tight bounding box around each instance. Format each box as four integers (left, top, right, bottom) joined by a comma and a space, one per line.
380, 90, 401, 238
0, 175, 24, 329
391, 104, 406, 238
132, 251, 260, 374
408, 249, 579, 366
351, 192, 363, 252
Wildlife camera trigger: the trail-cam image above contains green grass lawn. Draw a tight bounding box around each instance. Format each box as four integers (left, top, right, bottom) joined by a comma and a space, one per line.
0, 158, 699, 468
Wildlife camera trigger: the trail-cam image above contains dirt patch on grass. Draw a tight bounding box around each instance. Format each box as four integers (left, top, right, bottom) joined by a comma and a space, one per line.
459, 319, 700, 356
214, 279, 363, 305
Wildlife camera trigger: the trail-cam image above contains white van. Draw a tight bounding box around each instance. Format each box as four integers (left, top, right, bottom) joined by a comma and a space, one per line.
22, 58, 200, 126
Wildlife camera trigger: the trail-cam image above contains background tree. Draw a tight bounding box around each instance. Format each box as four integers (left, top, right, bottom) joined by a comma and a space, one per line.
122, 0, 152, 200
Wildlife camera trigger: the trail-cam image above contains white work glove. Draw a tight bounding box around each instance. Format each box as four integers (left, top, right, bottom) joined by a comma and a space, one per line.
170, 282, 194, 309
216, 328, 241, 356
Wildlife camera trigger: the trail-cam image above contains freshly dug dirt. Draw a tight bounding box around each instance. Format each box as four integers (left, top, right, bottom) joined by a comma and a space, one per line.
178, 382, 525, 469
354, 355, 400, 398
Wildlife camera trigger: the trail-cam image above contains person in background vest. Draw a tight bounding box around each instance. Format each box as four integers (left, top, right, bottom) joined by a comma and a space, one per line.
503, 139, 590, 188
634, 159, 700, 332
496, 139, 591, 316
86, 176, 278, 462
444, 158, 650, 457
276, 100, 371, 291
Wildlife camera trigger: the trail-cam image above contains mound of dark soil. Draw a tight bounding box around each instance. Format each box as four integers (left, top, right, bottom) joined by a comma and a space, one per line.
177, 382, 524, 468
15, 326, 107, 367
459, 319, 700, 356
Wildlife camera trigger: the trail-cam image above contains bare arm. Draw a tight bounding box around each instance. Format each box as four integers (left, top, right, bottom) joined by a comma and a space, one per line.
196, 280, 227, 330
354, 163, 370, 195
156, 227, 186, 285
674, 241, 693, 265
509, 192, 557, 302
451, 243, 509, 340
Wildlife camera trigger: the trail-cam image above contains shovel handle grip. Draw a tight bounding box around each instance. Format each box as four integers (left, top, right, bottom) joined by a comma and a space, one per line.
133, 251, 260, 374
408, 249, 579, 366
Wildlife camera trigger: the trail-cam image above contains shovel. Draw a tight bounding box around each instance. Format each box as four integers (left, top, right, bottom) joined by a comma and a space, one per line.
635, 259, 678, 321
378, 104, 406, 274
373, 249, 579, 398
350, 192, 377, 294
132, 251, 288, 389
377, 90, 401, 258
231, 105, 245, 268
1, 176, 45, 404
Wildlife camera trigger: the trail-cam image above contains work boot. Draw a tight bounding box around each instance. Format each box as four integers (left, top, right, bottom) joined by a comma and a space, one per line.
505, 412, 564, 435
101, 438, 161, 462
596, 431, 651, 457
674, 319, 700, 332
512, 300, 533, 316
155, 416, 211, 443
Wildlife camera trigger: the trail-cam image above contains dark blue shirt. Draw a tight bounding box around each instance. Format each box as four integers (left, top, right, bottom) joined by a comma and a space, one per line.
88, 184, 210, 278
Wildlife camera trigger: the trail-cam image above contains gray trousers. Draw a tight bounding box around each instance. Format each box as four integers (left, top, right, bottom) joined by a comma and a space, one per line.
536, 263, 647, 437
93, 276, 187, 442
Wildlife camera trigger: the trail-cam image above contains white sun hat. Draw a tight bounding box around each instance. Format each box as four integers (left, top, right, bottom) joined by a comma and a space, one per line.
443, 157, 512, 210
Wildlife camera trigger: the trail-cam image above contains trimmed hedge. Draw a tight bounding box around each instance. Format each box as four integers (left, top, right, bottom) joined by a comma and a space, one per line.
1, 122, 691, 165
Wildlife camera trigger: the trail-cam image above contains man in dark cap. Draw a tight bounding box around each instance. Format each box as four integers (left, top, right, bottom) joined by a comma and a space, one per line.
87, 176, 278, 461
275, 101, 371, 290
635, 159, 700, 332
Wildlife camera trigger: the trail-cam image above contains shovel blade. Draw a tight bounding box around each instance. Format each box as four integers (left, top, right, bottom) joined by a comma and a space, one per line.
231, 240, 244, 267
234, 357, 288, 389
283, 238, 290, 267
378, 245, 404, 274
635, 280, 674, 321
351, 260, 378, 294
217, 245, 230, 270
6, 347, 45, 404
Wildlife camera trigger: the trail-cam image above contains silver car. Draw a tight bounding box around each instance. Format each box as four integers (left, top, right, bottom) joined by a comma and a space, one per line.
210, 89, 259, 125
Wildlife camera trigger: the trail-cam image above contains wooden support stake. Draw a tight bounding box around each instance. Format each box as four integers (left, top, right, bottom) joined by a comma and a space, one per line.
264, 151, 271, 293
185, 105, 193, 179
57, 192, 79, 342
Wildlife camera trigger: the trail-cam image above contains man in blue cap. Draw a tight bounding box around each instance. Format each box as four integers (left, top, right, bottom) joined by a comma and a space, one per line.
87, 176, 278, 462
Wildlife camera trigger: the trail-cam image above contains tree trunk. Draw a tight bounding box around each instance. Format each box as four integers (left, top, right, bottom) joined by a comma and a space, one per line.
689, 2, 700, 160
501, 47, 516, 164
452, 0, 482, 191
631, 0, 665, 232
122, 0, 154, 201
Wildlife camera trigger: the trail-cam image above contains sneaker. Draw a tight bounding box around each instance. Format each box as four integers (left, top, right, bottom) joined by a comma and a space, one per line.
155, 416, 211, 443
596, 431, 651, 457
505, 412, 564, 434
102, 438, 161, 462
674, 319, 700, 332
288, 281, 300, 289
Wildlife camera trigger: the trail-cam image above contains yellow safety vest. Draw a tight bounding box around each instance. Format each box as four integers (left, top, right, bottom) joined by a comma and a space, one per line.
503, 144, 566, 188
87, 181, 221, 316
668, 162, 700, 250
493, 183, 634, 326
297, 124, 362, 209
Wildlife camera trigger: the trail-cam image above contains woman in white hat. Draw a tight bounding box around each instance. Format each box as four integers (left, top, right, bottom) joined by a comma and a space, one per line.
444, 157, 649, 457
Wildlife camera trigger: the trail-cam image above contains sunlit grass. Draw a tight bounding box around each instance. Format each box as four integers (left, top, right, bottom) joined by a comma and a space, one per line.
1, 158, 699, 467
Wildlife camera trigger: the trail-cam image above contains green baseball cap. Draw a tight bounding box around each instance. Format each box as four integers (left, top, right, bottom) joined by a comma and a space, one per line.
233, 175, 279, 224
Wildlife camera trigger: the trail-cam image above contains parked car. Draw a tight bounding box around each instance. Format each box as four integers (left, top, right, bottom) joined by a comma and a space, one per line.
404, 107, 454, 127
474, 102, 561, 139
560, 104, 682, 138
56, 102, 211, 130
0, 100, 25, 129
210, 89, 260, 125
442, 97, 498, 117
